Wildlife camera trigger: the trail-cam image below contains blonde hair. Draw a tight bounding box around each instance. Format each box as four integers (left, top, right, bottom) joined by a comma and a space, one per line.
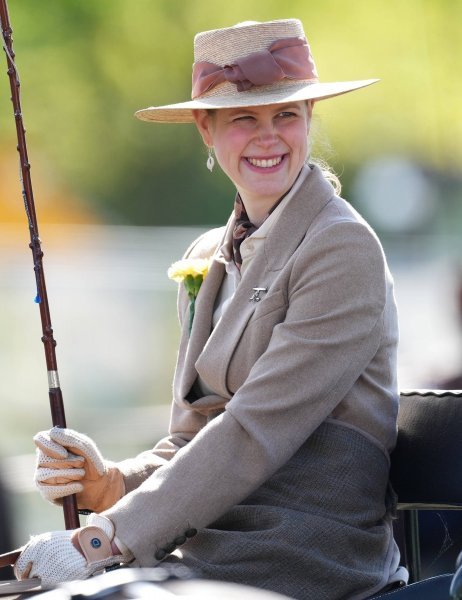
307, 109, 341, 195
308, 157, 341, 195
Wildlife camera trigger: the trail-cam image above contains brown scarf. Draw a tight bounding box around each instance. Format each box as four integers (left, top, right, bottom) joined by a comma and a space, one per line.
232, 194, 287, 270
232, 195, 258, 270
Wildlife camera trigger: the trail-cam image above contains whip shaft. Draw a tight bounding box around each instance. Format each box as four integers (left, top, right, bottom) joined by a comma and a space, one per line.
0, 0, 80, 531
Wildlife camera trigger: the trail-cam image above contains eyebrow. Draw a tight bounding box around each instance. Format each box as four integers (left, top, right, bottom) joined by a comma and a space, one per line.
274, 104, 301, 111
229, 104, 301, 116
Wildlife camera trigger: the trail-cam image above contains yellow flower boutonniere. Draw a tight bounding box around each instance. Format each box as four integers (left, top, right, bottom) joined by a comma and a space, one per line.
168, 257, 212, 333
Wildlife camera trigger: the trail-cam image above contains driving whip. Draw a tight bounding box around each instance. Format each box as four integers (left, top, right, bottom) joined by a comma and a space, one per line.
0, 0, 80, 541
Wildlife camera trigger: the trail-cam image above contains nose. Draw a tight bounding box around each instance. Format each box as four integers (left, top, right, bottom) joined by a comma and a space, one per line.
255, 119, 278, 147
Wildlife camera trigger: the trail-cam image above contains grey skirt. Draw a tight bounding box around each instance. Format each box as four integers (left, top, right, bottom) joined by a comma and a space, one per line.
165, 420, 398, 600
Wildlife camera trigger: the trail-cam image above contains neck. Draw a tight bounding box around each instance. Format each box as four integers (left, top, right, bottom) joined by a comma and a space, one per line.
238, 190, 290, 227
235, 193, 279, 226
238, 187, 295, 226
236, 167, 304, 225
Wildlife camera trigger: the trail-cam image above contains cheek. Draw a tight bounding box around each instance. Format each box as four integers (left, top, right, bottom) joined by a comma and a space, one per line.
288, 129, 308, 158
293, 121, 310, 155
213, 130, 247, 165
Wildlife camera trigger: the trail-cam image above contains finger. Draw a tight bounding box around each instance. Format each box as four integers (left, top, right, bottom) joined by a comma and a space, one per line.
36, 449, 84, 470
34, 431, 68, 460
49, 427, 96, 457
35, 467, 86, 485
36, 481, 83, 501
14, 559, 32, 580
22, 562, 32, 579
49, 428, 105, 475
14, 544, 34, 580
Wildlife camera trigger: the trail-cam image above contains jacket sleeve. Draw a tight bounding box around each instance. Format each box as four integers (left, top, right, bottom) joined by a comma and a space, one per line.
104, 220, 390, 564
116, 400, 208, 493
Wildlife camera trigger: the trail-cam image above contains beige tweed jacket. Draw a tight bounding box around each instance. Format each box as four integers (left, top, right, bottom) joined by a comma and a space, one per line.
104, 165, 401, 599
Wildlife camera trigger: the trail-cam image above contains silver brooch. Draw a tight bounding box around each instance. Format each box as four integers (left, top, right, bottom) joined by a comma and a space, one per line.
249, 287, 268, 303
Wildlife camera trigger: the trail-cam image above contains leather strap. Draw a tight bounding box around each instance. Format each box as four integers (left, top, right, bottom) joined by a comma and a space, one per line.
0, 549, 21, 569
76, 526, 113, 565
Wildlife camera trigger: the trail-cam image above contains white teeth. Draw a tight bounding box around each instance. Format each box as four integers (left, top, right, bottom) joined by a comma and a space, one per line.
248, 156, 283, 168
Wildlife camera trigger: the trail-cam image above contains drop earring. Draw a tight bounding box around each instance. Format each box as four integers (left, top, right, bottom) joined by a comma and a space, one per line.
206, 147, 215, 172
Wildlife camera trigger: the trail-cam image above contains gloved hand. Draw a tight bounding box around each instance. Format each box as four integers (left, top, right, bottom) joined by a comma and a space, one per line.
34, 427, 125, 512
14, 514, 133, 589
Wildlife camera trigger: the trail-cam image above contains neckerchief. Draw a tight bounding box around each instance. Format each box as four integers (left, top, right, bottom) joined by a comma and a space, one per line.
232, 193, 287, 270
232, 195, 258, 270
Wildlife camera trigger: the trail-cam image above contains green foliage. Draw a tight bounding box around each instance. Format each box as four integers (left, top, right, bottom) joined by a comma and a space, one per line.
0, 0, 460, 225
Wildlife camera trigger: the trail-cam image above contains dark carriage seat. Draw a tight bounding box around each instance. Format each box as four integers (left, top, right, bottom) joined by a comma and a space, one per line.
372, 389, 462, 599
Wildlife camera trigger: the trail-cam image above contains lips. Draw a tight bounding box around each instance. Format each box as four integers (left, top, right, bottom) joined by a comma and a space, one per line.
246, 155, 284, 168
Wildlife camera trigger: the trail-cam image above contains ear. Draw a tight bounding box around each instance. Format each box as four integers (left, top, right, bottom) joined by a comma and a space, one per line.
193, 109, 214, 147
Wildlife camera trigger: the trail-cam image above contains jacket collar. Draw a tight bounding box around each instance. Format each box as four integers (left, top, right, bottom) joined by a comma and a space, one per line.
262, 164, 336, 271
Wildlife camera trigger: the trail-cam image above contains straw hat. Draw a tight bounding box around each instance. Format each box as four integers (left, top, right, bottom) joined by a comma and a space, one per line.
135, 19, 378, 124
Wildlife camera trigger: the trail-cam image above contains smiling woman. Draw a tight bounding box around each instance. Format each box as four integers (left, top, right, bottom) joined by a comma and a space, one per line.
14, 18, 406, 600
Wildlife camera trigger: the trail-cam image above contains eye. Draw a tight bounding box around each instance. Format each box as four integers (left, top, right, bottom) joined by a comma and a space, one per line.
278, 111, 297, 118
232, 115, 254, 122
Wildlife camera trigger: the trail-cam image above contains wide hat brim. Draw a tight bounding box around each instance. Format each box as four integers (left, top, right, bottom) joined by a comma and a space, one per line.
135, 78, 379, 124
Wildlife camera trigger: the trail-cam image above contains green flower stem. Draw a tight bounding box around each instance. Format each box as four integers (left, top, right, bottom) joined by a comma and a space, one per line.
184, 275, 205, 334
188, 295, 196, 334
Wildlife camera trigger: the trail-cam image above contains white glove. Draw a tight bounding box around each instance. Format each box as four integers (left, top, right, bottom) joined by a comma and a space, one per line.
14, 515, 133, 589
34, 427, 125, 512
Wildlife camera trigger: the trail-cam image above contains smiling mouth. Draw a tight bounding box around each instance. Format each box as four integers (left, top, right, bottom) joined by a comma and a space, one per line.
246, 155, 284, 168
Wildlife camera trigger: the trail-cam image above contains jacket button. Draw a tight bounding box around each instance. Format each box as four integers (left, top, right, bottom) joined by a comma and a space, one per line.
164, 542, 176, 554
185, 528, 197, 538
174, 535, 187, 545
155, 548, 167, 560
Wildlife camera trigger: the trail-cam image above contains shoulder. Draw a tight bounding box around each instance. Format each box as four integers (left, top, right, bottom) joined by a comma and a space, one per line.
183, 225, 227, 260
291, 196, 390, 300
295, 166, 385, 256
308, 193, 386, 260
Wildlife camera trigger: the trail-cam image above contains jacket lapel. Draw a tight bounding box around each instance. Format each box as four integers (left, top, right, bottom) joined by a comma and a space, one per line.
263, 164, 336, 271
178, 231, 227, 399
195, 247, 276, 397
195, 165, 335, 396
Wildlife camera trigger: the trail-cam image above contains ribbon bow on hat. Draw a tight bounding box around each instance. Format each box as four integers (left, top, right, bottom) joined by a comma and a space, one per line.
192, 37, 318, 98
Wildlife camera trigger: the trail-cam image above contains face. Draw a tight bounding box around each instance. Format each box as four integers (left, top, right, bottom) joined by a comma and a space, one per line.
194, 101, 312, 219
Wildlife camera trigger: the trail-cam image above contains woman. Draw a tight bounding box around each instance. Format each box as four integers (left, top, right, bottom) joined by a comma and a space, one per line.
15, 19, 407, 599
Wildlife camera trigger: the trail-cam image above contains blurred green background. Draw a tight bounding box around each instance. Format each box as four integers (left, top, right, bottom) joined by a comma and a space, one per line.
1, 0, 462, 579
1, 0, 461, 226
